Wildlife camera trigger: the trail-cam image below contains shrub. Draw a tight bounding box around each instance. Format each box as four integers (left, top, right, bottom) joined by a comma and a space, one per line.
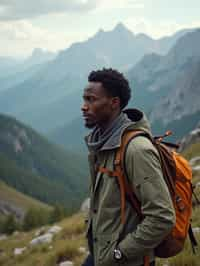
23, 207, 50, 231
2, 214, 19, 235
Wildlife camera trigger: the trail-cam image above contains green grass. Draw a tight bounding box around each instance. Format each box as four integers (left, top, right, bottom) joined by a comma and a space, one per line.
0, 213, 87, 266
0, 180, 51, 211
182, 142, 200, 160
1, 209, 199, 266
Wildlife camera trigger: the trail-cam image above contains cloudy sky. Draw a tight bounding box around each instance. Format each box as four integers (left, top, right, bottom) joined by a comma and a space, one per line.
0, 0, 200, 57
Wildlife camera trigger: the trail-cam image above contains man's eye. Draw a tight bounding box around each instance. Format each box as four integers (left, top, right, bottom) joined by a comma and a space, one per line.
83, 94, 97, 103
86, 96, 95, 102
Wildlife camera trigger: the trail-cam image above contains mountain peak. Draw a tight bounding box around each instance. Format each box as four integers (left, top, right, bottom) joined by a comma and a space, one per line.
113, 22, 128, 32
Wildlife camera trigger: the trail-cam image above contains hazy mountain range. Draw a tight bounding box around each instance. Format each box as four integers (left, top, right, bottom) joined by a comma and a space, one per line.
0, 23, 192, 134
50, 27, 200, 150
0, 24, 199, 149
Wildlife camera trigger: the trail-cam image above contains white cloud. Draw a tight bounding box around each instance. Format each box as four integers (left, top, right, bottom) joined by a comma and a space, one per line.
97, 0, 144, 10
0, 20, 84, 57
124, 18, 200, 38
0, 0, 98, 21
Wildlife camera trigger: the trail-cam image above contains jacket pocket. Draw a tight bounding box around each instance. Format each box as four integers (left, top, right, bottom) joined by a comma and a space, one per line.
97, 234, 119, 266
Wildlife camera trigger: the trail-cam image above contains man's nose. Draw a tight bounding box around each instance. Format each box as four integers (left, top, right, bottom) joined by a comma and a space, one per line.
81, 102, 89, 112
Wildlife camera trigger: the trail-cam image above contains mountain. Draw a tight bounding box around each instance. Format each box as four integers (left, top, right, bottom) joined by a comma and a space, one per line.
0, 56, 22, 80
24, 48, 56, 67
0, 56, 20, 70
0, 56, 85, 132
0, 48, 56, 93
149, 58, 200, 124
0, 24, 190, 133
50, 28, 200, 150
57, 23, 189, 74
49, 116, 88, 152
128, 29, 200, 92
0, 113, 89, 209
126, 28, 200, 140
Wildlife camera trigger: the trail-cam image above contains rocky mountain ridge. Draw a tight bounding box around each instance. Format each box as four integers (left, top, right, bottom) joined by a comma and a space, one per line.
50, 28, 200, 151
126, 28, 200, 140
0, 24, 191, 133
149, 58, 200, 125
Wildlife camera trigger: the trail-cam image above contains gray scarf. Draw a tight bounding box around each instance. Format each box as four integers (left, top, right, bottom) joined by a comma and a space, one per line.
86, 112, 132, 153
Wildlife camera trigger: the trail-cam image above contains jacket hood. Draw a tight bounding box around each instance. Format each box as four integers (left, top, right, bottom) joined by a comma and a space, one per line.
85, 108, 152, 151
123, 108, 151, 135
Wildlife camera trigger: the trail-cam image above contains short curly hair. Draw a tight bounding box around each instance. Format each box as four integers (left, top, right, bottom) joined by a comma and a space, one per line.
88, 68, 131, 110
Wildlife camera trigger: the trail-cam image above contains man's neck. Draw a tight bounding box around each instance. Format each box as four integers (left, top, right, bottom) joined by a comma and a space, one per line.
98, 111, 121, 133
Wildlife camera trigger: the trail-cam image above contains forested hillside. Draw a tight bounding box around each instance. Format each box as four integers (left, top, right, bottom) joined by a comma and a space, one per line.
0, 113, 89, 210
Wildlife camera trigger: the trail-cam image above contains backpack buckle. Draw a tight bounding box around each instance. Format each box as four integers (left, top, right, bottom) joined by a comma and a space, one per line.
114, 159, 120, 165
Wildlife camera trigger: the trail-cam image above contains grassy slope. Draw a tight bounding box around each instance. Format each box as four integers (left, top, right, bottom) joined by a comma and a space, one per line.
182, 142, 200, 160
0, 180, 51, 212
0, 142, 199, 266
0, 213, 87, 266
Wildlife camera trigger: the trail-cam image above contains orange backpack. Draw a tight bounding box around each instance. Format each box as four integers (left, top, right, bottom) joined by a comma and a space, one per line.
99, 130, 198, 265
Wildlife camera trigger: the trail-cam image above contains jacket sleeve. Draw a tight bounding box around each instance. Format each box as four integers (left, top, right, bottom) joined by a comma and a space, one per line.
119, 136, 176, 259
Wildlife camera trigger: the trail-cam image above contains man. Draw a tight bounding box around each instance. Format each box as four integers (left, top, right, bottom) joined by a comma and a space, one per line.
81, 68, 175, 266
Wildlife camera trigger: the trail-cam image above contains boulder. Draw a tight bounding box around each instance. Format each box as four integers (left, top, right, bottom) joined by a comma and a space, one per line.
190, 156, 200, 166
78, 246, 87, 254
13, 231, 19, 236
0, 234, 7, 241
59, 261, 74, 266
35, 227, 46, 237
195, 182, 200, 187
30, 233, 53, 246
47, 225, 62, 235
192, 165, 200, 172
193, 227, 200, 234
14, 247, 26, 255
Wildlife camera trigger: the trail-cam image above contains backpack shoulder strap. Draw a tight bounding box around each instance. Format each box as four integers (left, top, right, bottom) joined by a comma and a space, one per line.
115, 130, 149, 223
99, 129, 150, 223
116, 130, 151, 266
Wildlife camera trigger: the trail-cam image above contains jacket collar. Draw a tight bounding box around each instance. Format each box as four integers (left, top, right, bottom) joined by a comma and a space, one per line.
85, 108, 151, 152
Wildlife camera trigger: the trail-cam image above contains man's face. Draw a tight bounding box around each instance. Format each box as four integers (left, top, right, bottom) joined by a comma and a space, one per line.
81, 82, 118, 129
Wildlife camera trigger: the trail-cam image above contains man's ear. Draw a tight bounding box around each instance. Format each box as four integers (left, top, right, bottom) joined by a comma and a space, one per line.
111, 97, 120, 110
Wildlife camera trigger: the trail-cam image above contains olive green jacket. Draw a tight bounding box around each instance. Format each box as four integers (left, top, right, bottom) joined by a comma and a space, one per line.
85, 109, 175, 266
